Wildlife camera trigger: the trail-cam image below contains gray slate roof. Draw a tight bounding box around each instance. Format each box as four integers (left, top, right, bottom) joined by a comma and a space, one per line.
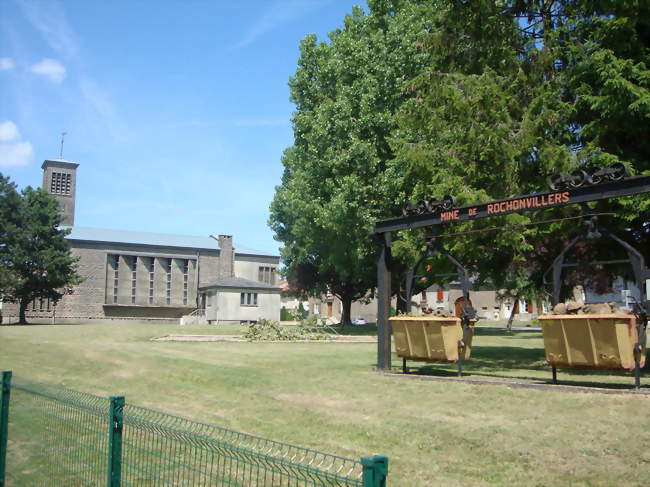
65, 226, 217, 250
63, 226, 274, 256
199, 276, 282, 291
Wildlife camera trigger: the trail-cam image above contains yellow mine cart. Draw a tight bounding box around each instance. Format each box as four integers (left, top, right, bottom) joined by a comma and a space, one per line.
389, 316, 474, 376
539, 314, 647, 385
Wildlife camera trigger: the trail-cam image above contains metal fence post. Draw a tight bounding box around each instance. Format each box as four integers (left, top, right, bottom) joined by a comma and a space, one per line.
361, 455, 388, 487
107, 396, 124, 487
0, 371, 12, 487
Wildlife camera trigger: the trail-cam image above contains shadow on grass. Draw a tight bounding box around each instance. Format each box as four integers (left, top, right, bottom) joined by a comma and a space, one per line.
388, 340, 649, 391
474, 328, 542, 339
322, 324, 379, 336
392, 364, 647, 390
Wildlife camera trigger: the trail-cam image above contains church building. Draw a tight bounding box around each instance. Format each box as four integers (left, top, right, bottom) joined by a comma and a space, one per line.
3, 159, 281, 323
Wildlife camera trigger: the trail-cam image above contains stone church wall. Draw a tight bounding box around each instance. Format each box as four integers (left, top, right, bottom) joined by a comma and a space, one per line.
2, 240, 221, 323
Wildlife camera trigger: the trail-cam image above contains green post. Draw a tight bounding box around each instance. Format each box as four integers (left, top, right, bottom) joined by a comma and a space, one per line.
0, 371, 12, 487
107, 396, 124, 487
361, 455, 388, 487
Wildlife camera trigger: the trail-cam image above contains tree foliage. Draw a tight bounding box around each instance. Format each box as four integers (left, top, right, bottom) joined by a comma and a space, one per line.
394, 0, 650, 301
0, 173, 82, 324
270, 0, 435, 323
272, 0, 650, 314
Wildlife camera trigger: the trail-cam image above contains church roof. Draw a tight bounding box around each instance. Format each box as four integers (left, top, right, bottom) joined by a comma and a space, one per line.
199, 276, 282, 291
63, 226, 273, 256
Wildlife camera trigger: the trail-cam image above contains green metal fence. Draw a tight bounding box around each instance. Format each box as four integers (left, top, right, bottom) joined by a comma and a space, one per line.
0, 372, 388, 486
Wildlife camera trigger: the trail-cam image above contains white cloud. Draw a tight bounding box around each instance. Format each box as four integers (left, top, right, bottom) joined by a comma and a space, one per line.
31, 58, 66, 83
0, 121, 34, 167
31, 59, 65, 83
234, 118, 288, 128
16, 0, 78, 58
79, 76, 127, 141
80, 77, 116, 119
0, 121, 20, 142
0, 141, 34, 168
0, 57, 14, 71
236, 0, 325, 48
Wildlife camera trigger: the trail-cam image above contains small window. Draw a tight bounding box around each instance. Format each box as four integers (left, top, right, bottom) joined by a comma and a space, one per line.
240, 292, 258, 306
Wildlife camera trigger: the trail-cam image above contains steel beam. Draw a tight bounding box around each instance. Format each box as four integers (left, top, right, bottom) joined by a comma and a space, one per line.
375, 175, 650, 233
376, 232, 392, 371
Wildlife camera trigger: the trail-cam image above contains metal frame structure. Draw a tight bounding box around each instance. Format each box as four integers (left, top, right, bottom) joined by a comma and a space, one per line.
400, 237, 476, 376
542, 214, 649, 388
373, 174, 650, 372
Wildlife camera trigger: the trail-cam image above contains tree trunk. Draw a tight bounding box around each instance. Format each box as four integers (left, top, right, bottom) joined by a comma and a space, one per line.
340, 296, 352, 326
506, 298, 518, 332
19, 299, 28, 324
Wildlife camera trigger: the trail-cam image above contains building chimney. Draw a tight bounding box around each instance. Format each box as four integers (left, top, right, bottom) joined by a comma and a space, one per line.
218, 235, 234, 279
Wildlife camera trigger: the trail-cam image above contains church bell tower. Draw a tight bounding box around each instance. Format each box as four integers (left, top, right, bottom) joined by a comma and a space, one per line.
41, 159, 79, 226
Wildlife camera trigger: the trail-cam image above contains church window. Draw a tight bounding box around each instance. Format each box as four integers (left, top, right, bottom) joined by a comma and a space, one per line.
111, 255, 119, 304
182, 259, 189, 305
148, 258, 154, 304
131, 256, 137, 304
50, 172, 72, 196
258, 266, 276, 285
166, 259, 172, 305
29, 298, 50, 312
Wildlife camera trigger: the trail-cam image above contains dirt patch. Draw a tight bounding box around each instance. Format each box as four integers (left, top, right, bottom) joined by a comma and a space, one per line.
151, 334, 377, 343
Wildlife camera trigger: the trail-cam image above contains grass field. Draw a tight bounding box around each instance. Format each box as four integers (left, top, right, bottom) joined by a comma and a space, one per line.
1, 322, 649, 486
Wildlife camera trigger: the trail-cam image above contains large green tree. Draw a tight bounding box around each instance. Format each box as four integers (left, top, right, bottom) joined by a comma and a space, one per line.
0, 173, 82, 324
393, 0, 650, 301
272, 0, 650, 318
270, 0, 435, 323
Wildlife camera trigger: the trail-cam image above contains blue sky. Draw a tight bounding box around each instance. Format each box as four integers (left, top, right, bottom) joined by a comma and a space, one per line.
0, 0, 367, 255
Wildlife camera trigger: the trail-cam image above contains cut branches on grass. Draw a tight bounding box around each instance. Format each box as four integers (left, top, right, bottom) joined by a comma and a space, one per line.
243, 319, 331, 342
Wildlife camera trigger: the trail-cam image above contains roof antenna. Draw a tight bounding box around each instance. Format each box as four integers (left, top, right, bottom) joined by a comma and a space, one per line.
59, 130, 67, 159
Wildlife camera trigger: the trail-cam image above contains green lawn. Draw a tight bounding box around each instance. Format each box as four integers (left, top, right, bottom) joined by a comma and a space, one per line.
1, 322, 649, 486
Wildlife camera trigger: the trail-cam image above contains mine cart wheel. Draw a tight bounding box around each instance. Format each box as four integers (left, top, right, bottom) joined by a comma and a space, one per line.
587, 167, 604, 185
441, 195, 455, 211
569, 169, 588, 188
607, 162, 628, 181
548, 174, 564, 191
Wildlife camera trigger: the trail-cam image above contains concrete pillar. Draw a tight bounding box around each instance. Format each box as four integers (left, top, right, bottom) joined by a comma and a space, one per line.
377, 232, 392, 370
135, 257, 150, 306
171, 258, 184, 306
153, 257, 169, 306
117, 256, 132, 305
